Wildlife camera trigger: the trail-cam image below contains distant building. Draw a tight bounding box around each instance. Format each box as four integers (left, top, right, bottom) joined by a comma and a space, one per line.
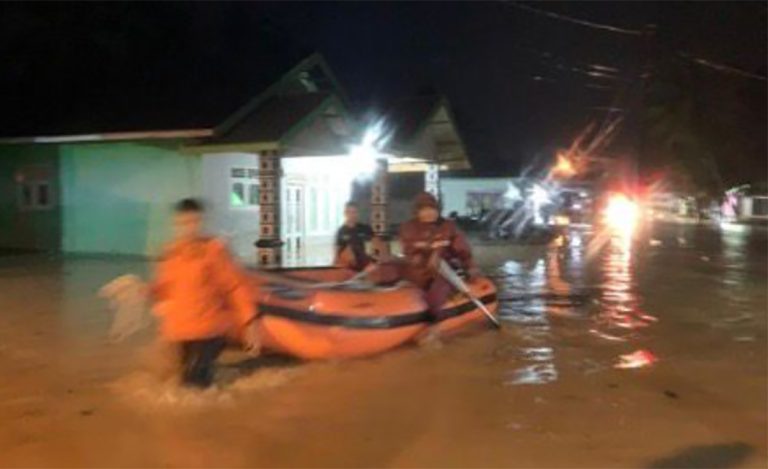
727, 184, 768, 222
367, 95, 472, 226
440, 177, 519, 217
648, 192, 697, 220
739, 195, 768, 220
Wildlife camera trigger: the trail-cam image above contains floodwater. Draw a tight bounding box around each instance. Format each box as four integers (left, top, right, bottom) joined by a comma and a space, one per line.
0, 223, 765, 468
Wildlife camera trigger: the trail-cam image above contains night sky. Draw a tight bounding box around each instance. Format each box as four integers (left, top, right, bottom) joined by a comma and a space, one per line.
1, 2, 765, 175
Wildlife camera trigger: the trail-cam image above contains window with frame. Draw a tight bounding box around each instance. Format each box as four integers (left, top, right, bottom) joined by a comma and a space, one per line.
230, 167, 259, 208
309, 187, 319, 231
323, 190, 332, 230
753, 197, 768, 216
17, 175, 54, 210
248, 183, 260, 205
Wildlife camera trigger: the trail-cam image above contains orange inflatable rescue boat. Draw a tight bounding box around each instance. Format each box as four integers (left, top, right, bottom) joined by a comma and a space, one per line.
249, 268, 498, 360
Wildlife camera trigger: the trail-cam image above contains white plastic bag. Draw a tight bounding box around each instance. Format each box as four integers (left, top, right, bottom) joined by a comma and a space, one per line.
99, 274, 151, 342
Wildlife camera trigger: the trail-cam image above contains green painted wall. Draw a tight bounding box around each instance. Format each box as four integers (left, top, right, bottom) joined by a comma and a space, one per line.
59, 141, 201, 256
0, 144, 62, 251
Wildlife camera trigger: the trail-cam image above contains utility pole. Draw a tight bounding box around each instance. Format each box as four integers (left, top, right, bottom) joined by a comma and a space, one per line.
639, 24, 657, 175
625, 23, 657, 192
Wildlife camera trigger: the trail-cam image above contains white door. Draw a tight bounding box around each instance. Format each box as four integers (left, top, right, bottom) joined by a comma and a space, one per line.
283, 184, 304, 265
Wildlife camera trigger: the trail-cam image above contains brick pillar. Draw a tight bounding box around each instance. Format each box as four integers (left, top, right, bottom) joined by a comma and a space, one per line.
255, 149, 283, 268
370, 158, 389, 257
425, 162, 441, 197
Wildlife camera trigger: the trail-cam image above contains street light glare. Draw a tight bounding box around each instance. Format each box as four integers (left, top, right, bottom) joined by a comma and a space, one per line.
604, 193, 639, 235
347, 119, 390, 179
530, 184, 551, 205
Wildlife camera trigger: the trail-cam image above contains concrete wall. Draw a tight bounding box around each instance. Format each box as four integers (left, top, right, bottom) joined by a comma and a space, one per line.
385, 175, 519, 226
200, 152, 261, 260
200, 153, 352, 264
740, 196, 768, 219
441, 177, 517, 216
60, 141, 201, 256
1, 139, 379, 264
0, 144, 62, 251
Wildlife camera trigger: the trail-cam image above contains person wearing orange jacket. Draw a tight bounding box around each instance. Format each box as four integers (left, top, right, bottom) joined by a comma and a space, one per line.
150, 198, 259, 388
398, 191, 478, 320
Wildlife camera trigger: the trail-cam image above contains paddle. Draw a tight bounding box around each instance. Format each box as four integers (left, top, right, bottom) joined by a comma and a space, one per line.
437, 259, 501, 329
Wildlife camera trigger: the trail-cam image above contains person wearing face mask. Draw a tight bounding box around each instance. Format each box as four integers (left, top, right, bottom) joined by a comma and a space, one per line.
398, 191, 478, 320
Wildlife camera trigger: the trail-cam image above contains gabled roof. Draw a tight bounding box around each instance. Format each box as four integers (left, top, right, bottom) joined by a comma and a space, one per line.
383, 95, 472, 170
213, 54, 348, 137
0, 3, 313, 139
187, 91, 352, 156
385, 95, 444, 150
209, 92, 335, 144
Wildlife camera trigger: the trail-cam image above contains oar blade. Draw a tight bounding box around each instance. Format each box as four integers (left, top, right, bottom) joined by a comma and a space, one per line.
438, 260, 501, 330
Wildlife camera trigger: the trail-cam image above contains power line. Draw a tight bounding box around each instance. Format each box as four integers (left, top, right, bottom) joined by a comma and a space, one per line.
516, 44, 627, 77
678, 51, 767, 82
514, 45, 631, 91
508, 2, 645, 36
510, 3, 767, 82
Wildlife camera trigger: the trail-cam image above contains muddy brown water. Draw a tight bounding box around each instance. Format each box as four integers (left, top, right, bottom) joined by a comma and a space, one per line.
0, 223, 765, 468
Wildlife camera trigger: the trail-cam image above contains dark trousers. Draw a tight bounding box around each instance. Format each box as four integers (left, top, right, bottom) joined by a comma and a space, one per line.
179, 337, 226, 388
425, 276, 455, 320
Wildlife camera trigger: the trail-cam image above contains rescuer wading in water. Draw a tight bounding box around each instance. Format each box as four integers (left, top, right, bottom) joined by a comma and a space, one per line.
148, 199, 260, 388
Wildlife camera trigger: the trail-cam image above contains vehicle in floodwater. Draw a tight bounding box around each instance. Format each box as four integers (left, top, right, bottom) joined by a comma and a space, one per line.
249, 267, 498, 359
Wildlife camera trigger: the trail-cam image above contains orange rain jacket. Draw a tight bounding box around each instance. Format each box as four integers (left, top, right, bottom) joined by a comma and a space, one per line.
151, 237, 255, 342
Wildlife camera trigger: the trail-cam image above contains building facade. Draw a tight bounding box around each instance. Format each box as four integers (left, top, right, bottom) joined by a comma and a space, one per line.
0, 54, 353, 264
0, 54, 474, 266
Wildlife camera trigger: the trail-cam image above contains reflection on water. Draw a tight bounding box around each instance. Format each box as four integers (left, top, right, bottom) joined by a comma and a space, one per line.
615, 349, 658, 369
721, 223, 749, 286
595, 236, 656, 336
507, 363, 558, 385
494, 226, 658, 384
713, 224, 762, 342
505, 346, 558, 385
492, 222, 768, 390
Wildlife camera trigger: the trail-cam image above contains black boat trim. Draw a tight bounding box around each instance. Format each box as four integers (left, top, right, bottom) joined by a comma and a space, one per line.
258, 293, 498, 329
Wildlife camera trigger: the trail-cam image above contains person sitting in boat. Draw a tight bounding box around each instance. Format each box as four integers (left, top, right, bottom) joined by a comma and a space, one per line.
398, 191, 478, 319
148, 198, 260, 388
334, 201, 375, 272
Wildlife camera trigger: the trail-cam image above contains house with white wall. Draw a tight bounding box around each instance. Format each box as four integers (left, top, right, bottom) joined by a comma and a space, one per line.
0, 45, 482, 267
0, 52, 361, 266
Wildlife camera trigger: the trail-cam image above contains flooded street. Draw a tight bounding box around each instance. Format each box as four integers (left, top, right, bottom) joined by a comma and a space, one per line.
0, 223, 765, 468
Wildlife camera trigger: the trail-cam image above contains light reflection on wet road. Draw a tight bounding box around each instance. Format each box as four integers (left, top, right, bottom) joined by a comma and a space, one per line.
491, 227, 658, 385
0, 223, 765, 467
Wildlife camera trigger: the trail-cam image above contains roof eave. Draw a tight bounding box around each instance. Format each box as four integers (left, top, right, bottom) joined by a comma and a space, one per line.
0, 129, 213, 145
181, 141, 281, 155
